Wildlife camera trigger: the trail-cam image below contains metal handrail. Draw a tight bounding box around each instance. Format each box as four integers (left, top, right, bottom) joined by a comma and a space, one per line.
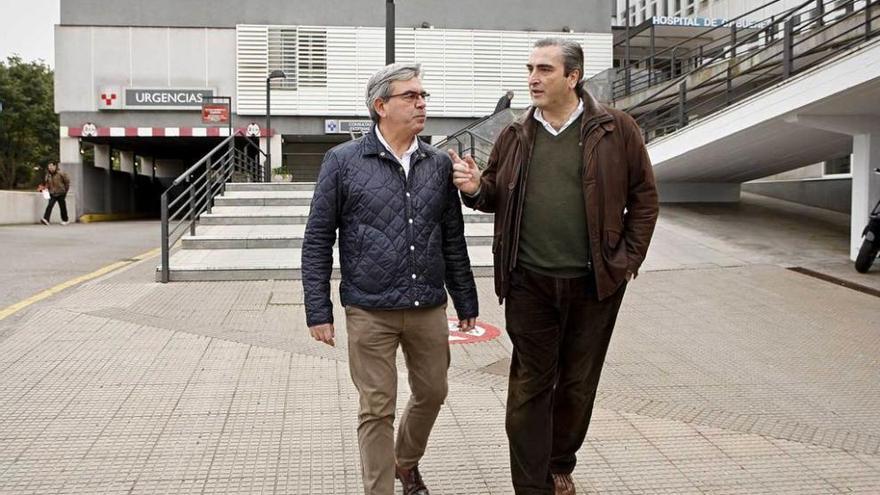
437, 130, 495, 169
613, 0, 828, 99
159, 130, 266, 283
629, 0, 866, 109
626, 0, 878, 142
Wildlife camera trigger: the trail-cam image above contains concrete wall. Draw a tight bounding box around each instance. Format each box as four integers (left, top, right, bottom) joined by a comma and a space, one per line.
757, 163, 824, 181
79, 166, 163, 216
742, 177, 852, 213
55, 26, 236, 114
61, 0, 611, 33
0, 191, 79, 225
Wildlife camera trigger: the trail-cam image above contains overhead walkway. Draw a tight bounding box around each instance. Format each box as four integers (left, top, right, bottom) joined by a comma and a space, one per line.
609, 0, 880, 259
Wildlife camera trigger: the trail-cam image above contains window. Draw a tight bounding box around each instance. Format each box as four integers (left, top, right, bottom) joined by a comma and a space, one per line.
268, 27, 328, 89
268, 28, 298, 89
297, 29, 328, 88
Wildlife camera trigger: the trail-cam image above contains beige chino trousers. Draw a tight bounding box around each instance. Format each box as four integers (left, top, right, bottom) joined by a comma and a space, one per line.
345, 304, 450, 495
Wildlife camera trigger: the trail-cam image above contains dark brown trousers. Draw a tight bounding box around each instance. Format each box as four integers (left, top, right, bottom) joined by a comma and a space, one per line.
505, 266, 627, 495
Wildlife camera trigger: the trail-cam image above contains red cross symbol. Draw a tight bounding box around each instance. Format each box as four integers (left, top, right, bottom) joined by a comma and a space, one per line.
101, 93, 117, 106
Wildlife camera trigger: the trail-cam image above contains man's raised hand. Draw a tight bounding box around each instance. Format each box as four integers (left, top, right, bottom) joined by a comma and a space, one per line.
448, 149, 481, 196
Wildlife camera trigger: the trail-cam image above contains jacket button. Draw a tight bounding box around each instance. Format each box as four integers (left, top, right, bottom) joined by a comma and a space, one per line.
412, 274, 417, 279
414, 301, 420, 307
380, 152, 386, 157
406, 192, 411, 198
410, 245, 415, 251
408, 219, 413, 224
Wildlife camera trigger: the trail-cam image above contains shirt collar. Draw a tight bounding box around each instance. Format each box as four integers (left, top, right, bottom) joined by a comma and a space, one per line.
533, 99, 584, 136
375, 125, 420, 162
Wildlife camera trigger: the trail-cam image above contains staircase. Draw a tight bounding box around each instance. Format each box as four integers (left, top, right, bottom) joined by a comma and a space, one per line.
158, 182, 495, 282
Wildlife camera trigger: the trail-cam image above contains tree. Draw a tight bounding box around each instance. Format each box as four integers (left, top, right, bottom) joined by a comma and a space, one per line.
0, 56, 58, 190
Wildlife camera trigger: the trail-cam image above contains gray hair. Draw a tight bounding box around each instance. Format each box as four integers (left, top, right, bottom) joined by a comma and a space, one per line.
364, 63, 422, 122
533, 38, 585, 96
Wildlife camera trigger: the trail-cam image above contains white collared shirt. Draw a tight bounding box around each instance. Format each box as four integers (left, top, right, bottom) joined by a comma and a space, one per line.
533, 99, 584, 136
375, 126, 420, 177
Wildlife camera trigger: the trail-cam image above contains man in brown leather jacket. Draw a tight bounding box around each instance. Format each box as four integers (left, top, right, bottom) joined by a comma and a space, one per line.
449, 38, 659, 495
40, 162, 71, 225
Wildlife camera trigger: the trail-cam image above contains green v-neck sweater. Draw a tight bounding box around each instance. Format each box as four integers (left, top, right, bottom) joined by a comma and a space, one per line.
517, 116, 592, 278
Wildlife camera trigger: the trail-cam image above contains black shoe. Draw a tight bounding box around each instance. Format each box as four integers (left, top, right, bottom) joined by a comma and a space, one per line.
395, 464, 429, 495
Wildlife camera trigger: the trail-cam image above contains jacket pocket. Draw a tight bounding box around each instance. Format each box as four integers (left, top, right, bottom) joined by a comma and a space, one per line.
602, 228, 628, 277
350, 224, 398, 294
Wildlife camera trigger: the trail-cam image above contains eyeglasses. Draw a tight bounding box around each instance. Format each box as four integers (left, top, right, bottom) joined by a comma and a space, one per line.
385, 91, 431, 103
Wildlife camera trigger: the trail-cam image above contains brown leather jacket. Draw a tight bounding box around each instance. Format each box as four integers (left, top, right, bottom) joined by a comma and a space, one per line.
462, 94, 659, 302
44, 170, 71, 195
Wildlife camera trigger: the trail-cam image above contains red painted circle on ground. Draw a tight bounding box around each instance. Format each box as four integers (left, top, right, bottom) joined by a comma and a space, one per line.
447, 318, 502, 344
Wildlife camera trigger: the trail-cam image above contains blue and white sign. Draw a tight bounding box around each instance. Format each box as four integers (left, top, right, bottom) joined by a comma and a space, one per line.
324, 119, 373, 135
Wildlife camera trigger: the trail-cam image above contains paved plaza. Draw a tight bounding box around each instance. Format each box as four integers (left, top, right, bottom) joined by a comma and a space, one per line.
0, 194, 879, 494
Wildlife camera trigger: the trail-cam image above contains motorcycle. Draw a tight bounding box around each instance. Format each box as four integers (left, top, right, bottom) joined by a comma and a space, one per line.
854, 167, 880, 273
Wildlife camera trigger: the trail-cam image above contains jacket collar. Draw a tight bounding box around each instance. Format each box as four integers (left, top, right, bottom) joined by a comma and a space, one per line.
510, 90, 614, 140
362, 125, 435, 159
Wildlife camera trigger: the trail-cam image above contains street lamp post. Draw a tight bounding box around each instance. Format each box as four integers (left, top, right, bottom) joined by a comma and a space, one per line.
386, 0, 395, 64
265, 70, 286, 182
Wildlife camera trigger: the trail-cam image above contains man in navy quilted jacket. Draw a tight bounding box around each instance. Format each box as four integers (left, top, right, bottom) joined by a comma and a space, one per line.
302, 63, 479, 495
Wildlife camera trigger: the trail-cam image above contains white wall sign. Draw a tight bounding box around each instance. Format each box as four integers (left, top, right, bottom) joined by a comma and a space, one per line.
651, 16, 770, 29
123, 88, 215, 110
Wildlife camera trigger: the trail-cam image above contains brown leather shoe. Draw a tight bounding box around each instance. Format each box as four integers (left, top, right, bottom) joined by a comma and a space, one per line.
552, 473, 576, 495
395, 464, 430, 495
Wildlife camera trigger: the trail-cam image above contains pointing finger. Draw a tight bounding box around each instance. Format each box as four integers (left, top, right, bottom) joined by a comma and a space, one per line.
447, 149, 462, 163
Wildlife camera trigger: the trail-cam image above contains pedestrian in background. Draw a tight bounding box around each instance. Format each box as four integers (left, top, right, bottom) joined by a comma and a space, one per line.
39, 161, 71, 225
494, 90, 515, 114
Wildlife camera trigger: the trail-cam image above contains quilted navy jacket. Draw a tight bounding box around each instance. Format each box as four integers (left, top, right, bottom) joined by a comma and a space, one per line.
302, 129, 479, 327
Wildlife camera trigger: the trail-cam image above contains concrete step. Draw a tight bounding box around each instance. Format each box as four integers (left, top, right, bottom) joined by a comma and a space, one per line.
181, 223, 495, 249
225, 182, 316, 192
214, 190, 314, 207
199, 206, 495, 226
199, 206, 312, 225
157, 246, 494, 282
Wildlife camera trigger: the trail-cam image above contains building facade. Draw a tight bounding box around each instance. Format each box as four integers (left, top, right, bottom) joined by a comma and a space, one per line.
55, 0, 613, 218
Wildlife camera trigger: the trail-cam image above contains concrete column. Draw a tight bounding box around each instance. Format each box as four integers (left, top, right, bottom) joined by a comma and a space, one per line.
787, 115, 880, 260
139, 156, 155, 177
851, 132, 880, 260
657, 182, 742, 203
94, 144, 111, 170
120, 151, 135, 174
92, 144, 112, 212
270, 134, 283, 171
59, 136, 84, 221
259, 137, 268, 167
119, 152, 135, 213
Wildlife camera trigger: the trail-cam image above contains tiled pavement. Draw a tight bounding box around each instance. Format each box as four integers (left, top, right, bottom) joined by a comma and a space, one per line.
0, 194, 879, 494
